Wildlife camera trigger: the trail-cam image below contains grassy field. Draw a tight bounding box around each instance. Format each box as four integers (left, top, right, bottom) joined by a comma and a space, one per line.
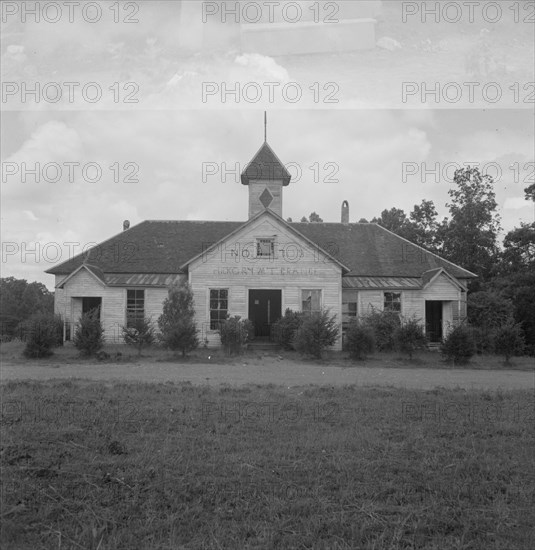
1, 340, 533, 371
1, 381, 534, 549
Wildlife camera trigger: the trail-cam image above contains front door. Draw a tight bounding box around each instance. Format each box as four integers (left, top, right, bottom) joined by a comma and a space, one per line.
82, 297, 102, 319
248, 290, 282, 339
425, 301, 443, 342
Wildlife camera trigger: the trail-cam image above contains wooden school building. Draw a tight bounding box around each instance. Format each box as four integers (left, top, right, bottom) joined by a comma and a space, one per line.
47, 137, 476, 349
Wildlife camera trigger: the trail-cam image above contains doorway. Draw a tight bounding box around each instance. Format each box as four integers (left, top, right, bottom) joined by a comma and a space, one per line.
248, 290, 282, 339
425, 301, 443, 342
82, 297, 102, 319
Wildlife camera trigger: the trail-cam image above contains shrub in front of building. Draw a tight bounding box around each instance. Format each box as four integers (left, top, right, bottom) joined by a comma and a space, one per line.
158, 282, 199, 357
73, 311, 104, 357
345, 319, 375, 360
218, 316, 254, 355
394, 318, 427, 360
440, 324, 476, 365
493, 323, 526, 364
360, 309, 401, 351
22, 313, 63, 359
294, 310, 339, 359
272, 308, 303, 350
122, 317, 156, 356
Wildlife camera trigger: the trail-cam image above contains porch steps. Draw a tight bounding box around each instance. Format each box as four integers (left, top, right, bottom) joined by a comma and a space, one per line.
427, 342, 442, 352
247, 341, 280, 352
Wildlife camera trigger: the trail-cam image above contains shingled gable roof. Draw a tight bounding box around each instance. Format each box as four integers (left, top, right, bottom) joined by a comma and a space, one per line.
182, 208, 351, 273
240, 141, 292, 186
46, 219, 477, 280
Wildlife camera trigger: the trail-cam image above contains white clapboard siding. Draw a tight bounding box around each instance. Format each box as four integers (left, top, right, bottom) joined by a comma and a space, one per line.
189, 215, 343, 349
60, 269, 125, 343
422, 273, 461, 301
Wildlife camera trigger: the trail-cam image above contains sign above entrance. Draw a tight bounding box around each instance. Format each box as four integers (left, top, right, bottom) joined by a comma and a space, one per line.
213, 267, 319, 277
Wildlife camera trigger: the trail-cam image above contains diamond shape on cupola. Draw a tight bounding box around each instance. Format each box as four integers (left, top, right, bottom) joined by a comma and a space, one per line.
259, 188, 273, 209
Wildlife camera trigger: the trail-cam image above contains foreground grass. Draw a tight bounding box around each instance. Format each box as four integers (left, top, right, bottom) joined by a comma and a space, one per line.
1, 382, 534, 549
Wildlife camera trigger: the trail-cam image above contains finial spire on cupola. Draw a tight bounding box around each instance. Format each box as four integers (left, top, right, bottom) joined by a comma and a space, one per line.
241, 113, 291, 218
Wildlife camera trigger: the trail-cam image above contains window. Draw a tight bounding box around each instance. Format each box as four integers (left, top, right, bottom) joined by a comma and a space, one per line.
210, 289, 228, 330
342, 290, 358, 325
302, 289, 321, 315
126, 289, 144, 327
256, 238, 275, 258
342, 302, 358, 324
384, 292, 401, 313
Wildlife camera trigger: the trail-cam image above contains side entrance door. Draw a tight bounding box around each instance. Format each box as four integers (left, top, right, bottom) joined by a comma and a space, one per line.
248, 290, 282, 339
425, 300, 443, 342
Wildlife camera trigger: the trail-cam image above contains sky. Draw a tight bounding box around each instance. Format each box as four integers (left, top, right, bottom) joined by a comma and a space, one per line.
1, 1, 534, 289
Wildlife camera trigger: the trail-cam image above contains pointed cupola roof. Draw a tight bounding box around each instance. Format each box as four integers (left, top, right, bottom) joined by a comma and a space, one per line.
241, 141, 291, 186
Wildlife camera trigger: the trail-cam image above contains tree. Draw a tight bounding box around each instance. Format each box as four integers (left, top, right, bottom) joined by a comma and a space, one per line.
299, 212, 323, 223
294, 310, 339, 359
158, 282, 199, 357
409, 199, 441, 252
360, 309, 401, 351
218, 316, 253, 355
23, 313, 63, 358
467, 291, 513, 330
439, 166, 501, 278
0, 277, 54, 338
371, 207, 410, 237
73, 311, 104, 357
494, 323, 525, 364
371, 201, 441, 252
499, 222, 535, 273
122, 317, 156, 356
345, 320, 375, 360
440, 324, 476, 365
394, 318, 427, 359
525, 182, 535, 202
272, 308, 303, 350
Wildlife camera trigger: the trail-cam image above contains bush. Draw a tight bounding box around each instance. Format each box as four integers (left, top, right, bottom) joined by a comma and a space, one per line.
122, 317, 156, 356
158, 282, 199, 357
272, 309, 303, 350
294, 310, 339, 359
345, 320, 375, 360
470, 325, 496, 355
494, 323, 525, 364
440, 324, 476, 365
22, 313, 63, 358
360, 309, 401, 351
73, 311, 104, 357
468, 291, 513, 330
219, 316, 253, 355
394, 318, 427, 359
